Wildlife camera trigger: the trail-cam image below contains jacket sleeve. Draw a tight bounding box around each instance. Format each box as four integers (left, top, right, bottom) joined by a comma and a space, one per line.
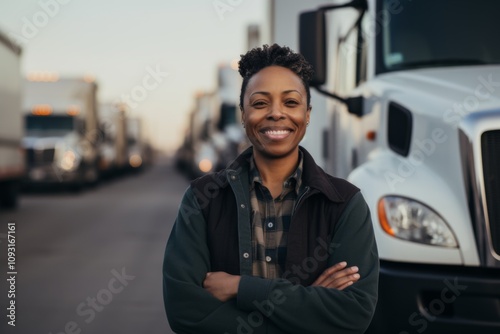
163, 187, 270, 334
236, 192, 379, 334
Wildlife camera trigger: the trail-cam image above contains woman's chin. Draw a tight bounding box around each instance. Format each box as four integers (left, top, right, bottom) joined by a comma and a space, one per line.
254, 143, 298, 160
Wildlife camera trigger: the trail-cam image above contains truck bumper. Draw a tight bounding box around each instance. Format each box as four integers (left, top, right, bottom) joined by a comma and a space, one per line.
368, 260, 500, 334
26, 164, 82, 184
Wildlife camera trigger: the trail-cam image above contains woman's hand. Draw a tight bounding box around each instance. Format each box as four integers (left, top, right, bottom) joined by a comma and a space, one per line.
312, 262, 360, 290
203, 272, 241, 302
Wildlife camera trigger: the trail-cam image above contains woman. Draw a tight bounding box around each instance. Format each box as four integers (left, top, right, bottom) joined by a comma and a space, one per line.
163, 44, 379, 334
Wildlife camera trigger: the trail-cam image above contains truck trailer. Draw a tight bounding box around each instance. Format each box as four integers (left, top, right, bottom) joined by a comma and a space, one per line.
0, 30, 24, 208
299, 0, 500, 332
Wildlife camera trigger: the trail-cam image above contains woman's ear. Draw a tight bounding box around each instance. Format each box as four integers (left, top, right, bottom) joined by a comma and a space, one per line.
240, 105, 246, 127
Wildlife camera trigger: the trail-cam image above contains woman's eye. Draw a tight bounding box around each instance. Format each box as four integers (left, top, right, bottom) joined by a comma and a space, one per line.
285, 100, 299, 106
252, 101, 267, 107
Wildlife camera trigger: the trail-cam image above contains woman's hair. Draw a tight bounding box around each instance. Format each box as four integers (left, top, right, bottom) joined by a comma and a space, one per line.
238, 43, 314, 108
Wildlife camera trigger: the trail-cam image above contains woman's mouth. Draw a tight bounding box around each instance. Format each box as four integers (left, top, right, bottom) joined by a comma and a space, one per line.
261, 129, 292, 141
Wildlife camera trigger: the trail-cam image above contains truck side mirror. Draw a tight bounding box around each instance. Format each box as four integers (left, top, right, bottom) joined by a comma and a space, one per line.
299, 1, 368, 117
299, 10, 327, 86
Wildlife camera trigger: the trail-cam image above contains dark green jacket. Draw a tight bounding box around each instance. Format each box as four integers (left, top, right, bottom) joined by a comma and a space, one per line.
163, 147, 379, 334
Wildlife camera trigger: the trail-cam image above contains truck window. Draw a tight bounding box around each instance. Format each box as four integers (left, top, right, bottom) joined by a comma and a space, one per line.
25, 115, 75, 135
378, 0, 500, 73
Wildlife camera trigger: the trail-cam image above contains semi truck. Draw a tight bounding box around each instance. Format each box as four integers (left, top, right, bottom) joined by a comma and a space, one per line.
126, 117, 149, 171
23, 76, 101, 189
98, 102, 128, 176
176, 64, 245, 178
0, 30, 24, 209
299, 0, 500, 333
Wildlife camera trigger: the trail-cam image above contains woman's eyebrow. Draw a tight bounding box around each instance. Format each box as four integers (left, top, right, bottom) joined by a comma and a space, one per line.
250, 91, 270, 97
250, 90, 303, 97
282, 90, 303, 96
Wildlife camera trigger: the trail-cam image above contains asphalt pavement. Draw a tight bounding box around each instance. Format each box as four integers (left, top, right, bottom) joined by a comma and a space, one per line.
0, 158, 187, 334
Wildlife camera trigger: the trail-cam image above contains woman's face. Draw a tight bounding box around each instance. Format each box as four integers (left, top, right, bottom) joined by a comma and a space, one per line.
241, 66, 311, 160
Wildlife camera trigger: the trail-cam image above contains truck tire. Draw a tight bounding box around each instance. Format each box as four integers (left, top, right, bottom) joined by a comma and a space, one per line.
85, 162, 100, 185
0, 181, 19, 209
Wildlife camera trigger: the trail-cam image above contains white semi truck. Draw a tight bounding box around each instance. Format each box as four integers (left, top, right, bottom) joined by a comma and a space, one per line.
299, 0, 500, 333
23, 76, 101, 189
0, 31, 24, 209
176, 64, 245, 178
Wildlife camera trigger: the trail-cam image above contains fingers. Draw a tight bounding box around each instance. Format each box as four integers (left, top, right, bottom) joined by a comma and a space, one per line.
323, 271, 360, 289
336, 280, 354, 291
312, 261, 347, 286
312, 262, 360, 289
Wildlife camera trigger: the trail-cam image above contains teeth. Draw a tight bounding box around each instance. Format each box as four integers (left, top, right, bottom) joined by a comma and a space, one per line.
265, 130, 290, 135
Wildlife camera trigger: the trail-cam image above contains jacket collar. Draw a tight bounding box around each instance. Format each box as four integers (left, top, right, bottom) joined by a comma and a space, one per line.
225, 146, 345, 203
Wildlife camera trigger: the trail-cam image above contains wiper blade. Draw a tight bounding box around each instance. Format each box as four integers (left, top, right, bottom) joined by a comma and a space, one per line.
392, 58, 486, 69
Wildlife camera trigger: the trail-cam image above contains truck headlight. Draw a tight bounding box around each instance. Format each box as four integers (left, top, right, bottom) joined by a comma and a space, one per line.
378, 196, 458, 248
60, 150, 79, 172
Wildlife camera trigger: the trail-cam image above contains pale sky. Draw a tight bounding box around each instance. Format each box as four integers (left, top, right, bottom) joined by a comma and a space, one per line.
0, 0, 266, 152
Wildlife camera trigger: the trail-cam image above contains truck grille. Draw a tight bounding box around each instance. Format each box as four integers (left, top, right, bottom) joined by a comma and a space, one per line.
26, 148, 55, 166
482, 130, 500, 255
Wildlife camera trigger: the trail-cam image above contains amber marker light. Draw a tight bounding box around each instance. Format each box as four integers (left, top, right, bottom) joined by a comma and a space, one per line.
366, 131, 376, 141
198, 159, 213, 173
67, 105, 80, 116
378, 198, 395, 236
32, 104, 53, 116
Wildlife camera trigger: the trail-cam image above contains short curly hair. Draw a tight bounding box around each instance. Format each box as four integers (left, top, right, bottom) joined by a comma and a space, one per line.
238, 44, 314, 108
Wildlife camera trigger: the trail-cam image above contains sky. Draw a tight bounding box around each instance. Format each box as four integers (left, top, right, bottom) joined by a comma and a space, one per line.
0, 0, 267, 152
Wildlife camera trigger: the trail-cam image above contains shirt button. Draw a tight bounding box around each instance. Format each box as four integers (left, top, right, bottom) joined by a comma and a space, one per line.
240, 204, 246, 209
265, 256, 272, 262
243, 252, 250, 259
231, 175, 236, 180
267, 222, 274, 228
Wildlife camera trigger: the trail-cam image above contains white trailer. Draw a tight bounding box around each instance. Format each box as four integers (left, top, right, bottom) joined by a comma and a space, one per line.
0, 30, 24, 208
23, 76, 100, 188
300, 0, 500, 332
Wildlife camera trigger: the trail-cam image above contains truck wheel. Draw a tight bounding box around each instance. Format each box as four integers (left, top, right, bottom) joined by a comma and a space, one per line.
68, 182, 84, 193
0, 181, 19, 209
83, 162, 100, 186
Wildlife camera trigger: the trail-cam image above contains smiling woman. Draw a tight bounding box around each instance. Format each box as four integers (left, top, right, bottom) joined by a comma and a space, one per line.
163, 44, 379, 334
242, 66, 310, 167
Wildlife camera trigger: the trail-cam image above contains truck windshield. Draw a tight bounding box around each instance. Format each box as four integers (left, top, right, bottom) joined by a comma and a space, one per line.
25, 115, 75, 136
379, 0, 500, 72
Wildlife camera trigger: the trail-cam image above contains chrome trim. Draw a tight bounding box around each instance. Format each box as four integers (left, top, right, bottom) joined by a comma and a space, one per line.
459, 109, 500, 266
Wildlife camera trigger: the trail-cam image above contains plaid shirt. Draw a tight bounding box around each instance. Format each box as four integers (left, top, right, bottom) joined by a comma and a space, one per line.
249, 152, 304, 279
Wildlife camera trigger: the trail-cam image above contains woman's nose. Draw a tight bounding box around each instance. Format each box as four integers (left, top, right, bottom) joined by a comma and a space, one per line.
267, 103, 285, 120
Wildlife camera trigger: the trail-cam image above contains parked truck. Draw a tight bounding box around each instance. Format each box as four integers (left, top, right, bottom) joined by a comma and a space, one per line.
126, 117, 153, 171
0, 30, 24, 209
98, 102, 128, 177
300, 0, 500, 333
23, 76, 101, 189
176, 64, 245, 178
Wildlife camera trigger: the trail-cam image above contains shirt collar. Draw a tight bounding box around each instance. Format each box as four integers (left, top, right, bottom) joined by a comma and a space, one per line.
249, 151, 304, 195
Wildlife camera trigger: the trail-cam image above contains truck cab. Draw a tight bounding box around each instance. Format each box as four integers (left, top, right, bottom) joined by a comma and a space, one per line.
23, 76, 101, 189
300, 0, 500, 332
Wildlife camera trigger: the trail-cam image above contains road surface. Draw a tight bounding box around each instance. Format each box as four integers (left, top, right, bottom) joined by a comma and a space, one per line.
0, 158, 187, 334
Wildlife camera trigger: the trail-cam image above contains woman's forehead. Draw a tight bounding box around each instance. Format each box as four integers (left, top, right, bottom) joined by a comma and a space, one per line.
246, 66, 305, 94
